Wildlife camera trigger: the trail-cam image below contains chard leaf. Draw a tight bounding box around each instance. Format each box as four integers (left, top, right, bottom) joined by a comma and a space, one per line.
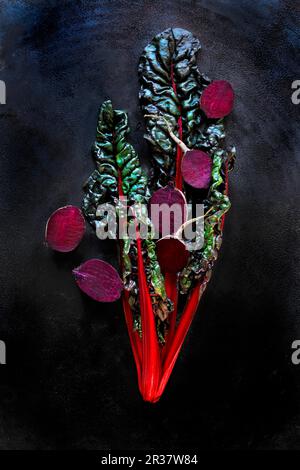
139, 27, 209, 187
82, 101, 118, 226
82, 100, 149, 227
179, 149, 234, 293
82, 100, 171, 338
114, 108, 149, 203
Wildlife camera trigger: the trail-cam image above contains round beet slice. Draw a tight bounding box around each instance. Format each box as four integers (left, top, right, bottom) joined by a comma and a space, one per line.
149, 183, 187, 237
200, 80, 234, 119
45, 205, 85, 252
73, 259, 123, 302
157, 237, 189, 274
181, 150, 212, 189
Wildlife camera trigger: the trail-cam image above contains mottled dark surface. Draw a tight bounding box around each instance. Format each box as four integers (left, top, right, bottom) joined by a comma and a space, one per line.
0, 0, 299, 450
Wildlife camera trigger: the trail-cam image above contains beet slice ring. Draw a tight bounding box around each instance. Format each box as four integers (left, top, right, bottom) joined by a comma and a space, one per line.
157, 237, 189, 274
200, 80, 234, 119
181, 150, 212, 189
45, 205, 85, 252
149, 183, 187, 236
73, 259, 123, 302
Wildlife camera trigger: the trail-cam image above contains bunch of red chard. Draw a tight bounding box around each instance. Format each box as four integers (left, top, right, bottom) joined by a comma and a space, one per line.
45, 28, 236, 403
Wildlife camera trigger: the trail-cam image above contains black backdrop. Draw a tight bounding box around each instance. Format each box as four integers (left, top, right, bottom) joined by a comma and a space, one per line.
0, 0, 299, 450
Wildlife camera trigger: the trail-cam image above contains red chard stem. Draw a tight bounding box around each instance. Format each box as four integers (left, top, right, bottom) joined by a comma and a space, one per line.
135, 222, 161, 403
158, 282, 203, 398
170, 62, 184, 190
162, 272, 178, 360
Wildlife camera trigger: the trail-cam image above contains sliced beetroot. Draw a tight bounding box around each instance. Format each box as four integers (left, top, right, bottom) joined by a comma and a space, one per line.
45, 205, 85, 252
200, 80, 234, 119
157, 237, 189, 274
181, 150, 212, 189
73, 259, 123, 302
149, 183, 187, 236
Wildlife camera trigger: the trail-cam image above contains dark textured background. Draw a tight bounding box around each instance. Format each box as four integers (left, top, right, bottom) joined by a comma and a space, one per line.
0, 0, 299, 450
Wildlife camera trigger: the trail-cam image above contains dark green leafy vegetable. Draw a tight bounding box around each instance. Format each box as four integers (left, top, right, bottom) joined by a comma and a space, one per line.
48, 27, 237, 404
179, 147, 235, 293
82, 100, 149, 227
139, 28, 209, 187
82, 100, 172, 337
139, 28, 236, 301
82, 101, 118, 227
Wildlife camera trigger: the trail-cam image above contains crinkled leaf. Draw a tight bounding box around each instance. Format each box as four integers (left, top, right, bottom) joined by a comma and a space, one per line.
139, 28, 208, 187
82, 101, 118, 226
82, 100, 171, 341
82, 100, 149, 227
179, 149, 232, 293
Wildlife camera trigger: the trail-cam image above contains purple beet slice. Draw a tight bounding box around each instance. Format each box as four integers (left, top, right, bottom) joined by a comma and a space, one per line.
45, 205, 85, 252
157, 237, 189, 274
181, 150, 212, 189
73, 259, 123, 302
149, 183, 187, 236
200, 80, 234, 119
